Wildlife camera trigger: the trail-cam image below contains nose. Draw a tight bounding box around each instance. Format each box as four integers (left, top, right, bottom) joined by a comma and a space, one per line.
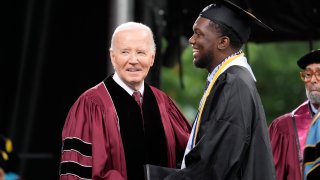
189, 35, 195, 45
311, 74, 318, 84
129, 53, 139, 63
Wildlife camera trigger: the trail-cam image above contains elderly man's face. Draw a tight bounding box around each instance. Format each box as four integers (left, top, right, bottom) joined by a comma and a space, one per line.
110, 28, 155, 90
304, 63, 320, 107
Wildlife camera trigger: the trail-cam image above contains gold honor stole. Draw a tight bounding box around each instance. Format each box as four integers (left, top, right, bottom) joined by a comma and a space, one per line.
192, 53, 244, 147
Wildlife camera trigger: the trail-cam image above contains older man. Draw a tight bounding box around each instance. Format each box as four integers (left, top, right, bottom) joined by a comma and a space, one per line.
269, 49, 320, 180
59, 22, 191, 180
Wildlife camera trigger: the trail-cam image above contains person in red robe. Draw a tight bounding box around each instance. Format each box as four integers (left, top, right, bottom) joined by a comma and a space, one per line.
269, 49, 320, 180
59, 22, 191, 180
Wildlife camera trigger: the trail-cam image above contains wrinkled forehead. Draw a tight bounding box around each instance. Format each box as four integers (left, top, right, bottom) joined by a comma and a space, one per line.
305, 63, 320, 71
114, 29, 153, 50
115, 28, 151, 40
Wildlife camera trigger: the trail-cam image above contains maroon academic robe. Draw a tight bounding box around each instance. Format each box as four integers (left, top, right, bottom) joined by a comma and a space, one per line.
59, 81, 191, 180
269, 101, 312, 180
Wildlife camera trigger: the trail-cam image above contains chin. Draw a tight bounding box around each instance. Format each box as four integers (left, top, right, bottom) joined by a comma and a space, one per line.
193, 59, 200, 67
308, 92, 320, 105
128, 77, 143, 84
194, 61, 206, 69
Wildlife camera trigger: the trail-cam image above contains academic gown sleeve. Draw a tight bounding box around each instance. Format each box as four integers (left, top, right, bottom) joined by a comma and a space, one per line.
151, 87, 191, 167
268, 114, 301, 180
148, 68, 275, 180
166, 96, 191, 164
60, 88, 126, 180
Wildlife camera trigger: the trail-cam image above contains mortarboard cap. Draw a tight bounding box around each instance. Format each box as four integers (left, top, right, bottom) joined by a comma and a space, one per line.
297, 49, 320, 69
200, 0, 273, 43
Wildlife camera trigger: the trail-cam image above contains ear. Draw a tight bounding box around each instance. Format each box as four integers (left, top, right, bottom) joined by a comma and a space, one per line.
217, 36, 230, 50
109, 48, 116, 67
150, 52, 155, 67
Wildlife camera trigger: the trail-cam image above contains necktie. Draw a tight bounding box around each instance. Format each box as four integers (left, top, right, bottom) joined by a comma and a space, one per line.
132, 91, 142, 107
132, 91, 144, 127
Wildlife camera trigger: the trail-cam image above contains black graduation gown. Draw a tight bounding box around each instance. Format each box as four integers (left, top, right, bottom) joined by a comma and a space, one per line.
145, 66, 275, 180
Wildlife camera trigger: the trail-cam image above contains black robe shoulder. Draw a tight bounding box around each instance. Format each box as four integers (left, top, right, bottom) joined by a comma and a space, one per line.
146, 66, 276, 180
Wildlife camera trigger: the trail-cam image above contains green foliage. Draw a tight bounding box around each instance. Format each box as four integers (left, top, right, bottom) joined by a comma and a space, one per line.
161, 41, 320, 124
161, 46, 207, 122
248, 42, 319, 123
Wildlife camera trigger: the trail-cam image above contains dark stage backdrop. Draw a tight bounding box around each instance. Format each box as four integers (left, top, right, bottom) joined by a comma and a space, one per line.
1, 0, 110, 179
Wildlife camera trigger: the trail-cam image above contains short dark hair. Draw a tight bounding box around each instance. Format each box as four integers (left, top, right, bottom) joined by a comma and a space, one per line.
208, 20, 243, 49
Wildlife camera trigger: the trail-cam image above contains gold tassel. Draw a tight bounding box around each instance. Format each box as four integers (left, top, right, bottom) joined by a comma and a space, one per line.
5, 138, 13, 153
0, 150, 8, 161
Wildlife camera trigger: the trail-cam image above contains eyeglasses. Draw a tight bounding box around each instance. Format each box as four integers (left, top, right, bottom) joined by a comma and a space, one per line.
300, 70, 320, 82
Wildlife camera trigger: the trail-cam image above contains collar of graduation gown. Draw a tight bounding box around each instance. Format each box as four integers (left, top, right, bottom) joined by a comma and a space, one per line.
207, 55, 256, 84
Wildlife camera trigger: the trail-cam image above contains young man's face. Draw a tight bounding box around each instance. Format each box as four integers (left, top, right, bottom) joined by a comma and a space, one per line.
189, 17, 221, 71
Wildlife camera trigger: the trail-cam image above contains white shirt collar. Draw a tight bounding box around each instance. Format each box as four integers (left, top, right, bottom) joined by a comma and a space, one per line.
310, 102, 318, 116
112, 72, 144, 96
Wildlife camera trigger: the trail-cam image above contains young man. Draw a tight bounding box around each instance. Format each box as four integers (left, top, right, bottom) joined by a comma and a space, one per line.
269, 49, 320, 180
59, 22, 191, 180
145, 0, 275, 179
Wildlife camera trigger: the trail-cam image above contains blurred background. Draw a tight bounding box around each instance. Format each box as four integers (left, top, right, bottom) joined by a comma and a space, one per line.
1, 0, 320, 179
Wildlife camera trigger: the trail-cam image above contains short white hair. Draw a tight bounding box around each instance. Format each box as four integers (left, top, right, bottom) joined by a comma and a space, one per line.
110, 22, 156, 53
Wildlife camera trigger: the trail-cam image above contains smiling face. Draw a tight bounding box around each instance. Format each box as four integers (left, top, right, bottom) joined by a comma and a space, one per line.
305, 63, 320, 108
189, 17, 222, 72
110, 27, 155, 91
